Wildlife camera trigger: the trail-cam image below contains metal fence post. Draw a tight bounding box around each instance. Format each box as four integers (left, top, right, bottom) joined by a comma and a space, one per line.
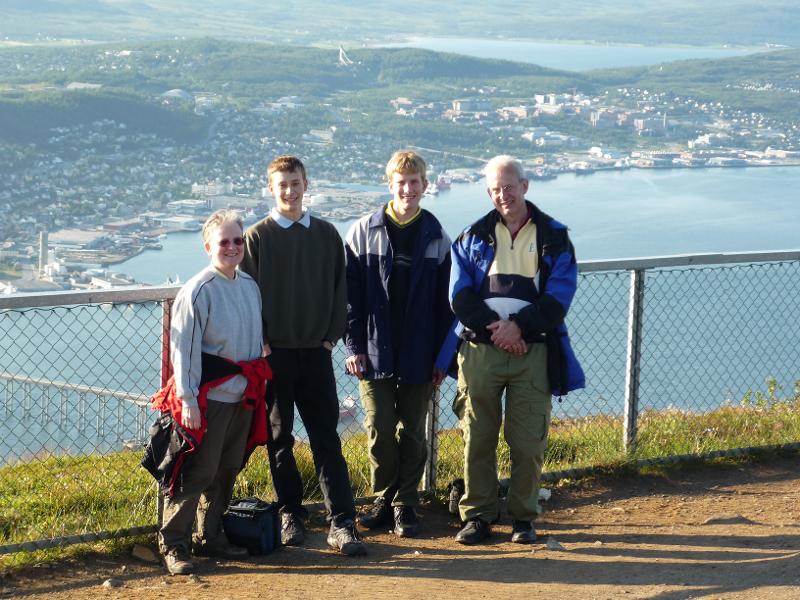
423, 386, 441, 494
160, 299, 173, 387
623, 268, 646, 453
157, 298, 174, 530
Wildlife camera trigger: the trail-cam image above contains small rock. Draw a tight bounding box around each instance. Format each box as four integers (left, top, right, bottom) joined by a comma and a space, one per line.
567, 509, 576, 514
102, 578, 122, 589
119, 565, 128, 574
545, 538, 565, 551
702, 514, 755, 526
593, 540, 603, 546
611, 507, 626, 513
188, 574, 202, 584
413, 550, 421, 555
132, 544, 160, 564
538, 488, 552, 502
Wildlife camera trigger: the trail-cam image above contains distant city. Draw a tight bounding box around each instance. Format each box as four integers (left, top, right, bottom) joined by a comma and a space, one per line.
1, 42, 799, 294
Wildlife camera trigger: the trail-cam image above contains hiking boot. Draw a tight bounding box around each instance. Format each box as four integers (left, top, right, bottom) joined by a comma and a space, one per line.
455, 518, 491, 545
280, 511, 305, 546
510, 520, 537, 544
164, 546, 194, 575
359, 497, 392, 530
393, 505, 420, 538
327, 520, 367, 556
193, 536, 249, 559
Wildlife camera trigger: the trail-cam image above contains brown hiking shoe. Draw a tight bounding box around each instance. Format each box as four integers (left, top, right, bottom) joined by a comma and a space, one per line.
164, 546, 194, 575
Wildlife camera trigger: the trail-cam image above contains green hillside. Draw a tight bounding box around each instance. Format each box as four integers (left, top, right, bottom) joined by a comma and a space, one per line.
0, 90, 208, 143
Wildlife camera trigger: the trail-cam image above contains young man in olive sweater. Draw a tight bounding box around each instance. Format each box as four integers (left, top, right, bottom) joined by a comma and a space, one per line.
240, 155, 366, 556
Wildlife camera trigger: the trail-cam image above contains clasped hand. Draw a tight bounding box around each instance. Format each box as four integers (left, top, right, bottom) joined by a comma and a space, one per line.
487, 320, 528, 355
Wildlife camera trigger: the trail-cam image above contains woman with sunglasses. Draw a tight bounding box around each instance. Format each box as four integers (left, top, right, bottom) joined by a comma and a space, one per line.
158, 208, 267, 575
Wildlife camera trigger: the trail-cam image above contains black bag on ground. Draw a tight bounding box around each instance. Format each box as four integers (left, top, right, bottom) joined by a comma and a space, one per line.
222, 497, 279, 555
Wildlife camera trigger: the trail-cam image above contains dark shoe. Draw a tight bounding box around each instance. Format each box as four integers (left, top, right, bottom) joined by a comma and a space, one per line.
393, 506, 420, 538
511, 520, 537, 544
359, 497, 392, 530
164, 546, 194, 575
280, 512, 305, 546
327, 520, 367, 556
455, 519, 491, 545
193, 536, 249, 559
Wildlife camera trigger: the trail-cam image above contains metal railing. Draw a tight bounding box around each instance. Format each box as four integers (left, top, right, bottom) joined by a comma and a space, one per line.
1, 250, 799, 555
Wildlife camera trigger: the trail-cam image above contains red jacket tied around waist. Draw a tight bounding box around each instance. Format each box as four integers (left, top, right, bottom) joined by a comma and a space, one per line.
143, 353, 272, 497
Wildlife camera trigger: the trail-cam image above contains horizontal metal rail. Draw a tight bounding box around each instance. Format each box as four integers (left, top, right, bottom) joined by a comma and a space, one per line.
0, 285, 181, 310
0, 525, 158, 555
1, 251, 798, 311
0, 372, 151, 406
579, 249, 800, 273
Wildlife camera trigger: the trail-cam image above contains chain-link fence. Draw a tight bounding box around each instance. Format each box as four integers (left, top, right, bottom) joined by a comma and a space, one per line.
0, 292, 166, 555
1, 252, 799, 555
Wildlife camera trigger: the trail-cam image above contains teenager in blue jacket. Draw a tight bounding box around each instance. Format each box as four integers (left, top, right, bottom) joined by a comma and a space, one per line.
344, 151, 453, 538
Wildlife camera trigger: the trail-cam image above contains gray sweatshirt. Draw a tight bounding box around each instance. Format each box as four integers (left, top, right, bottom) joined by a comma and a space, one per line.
170, 266, 263, 407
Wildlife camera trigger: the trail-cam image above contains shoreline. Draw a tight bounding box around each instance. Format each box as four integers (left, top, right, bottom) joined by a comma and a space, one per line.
376, 35, 773, 52
43, 160, 799, 283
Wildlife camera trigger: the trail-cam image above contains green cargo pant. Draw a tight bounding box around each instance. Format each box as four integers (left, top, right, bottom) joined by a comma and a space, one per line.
359, 377, 433, 506
455, 342, 551, 523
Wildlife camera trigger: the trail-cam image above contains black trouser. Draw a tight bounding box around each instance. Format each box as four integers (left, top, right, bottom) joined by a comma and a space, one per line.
267, 346, 356, 526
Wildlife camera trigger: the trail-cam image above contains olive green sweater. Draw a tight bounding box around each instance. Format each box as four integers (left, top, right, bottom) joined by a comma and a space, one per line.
240, 213, 347, 349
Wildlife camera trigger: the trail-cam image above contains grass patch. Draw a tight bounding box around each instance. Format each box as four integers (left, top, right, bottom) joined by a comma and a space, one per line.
2, 394, 799, 567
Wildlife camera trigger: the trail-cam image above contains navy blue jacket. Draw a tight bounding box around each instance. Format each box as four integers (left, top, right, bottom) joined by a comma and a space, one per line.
436, 201, 585, 396
344, 207, 453, 384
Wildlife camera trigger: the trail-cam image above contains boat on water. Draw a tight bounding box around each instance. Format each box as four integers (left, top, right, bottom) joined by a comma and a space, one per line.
435, 175, 452, 189
531, 167, 556, 181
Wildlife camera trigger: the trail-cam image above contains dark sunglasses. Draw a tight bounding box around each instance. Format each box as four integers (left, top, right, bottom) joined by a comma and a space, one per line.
218, 237, 245, 247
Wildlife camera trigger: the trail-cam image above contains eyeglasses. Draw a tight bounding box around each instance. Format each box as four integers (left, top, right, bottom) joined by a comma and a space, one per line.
218, 237, 245, 247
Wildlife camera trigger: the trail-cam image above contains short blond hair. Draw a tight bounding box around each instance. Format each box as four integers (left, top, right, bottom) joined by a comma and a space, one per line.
202, 209, 243, 245
385, 150, 427, 182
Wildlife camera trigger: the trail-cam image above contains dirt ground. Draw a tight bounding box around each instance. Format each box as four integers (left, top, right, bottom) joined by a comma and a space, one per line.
3, 455, 800, 600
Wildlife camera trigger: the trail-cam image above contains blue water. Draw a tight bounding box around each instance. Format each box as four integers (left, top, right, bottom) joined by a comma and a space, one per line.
380, 37, 759, 71
4, 168, 800, 462
115, 167, 800, 285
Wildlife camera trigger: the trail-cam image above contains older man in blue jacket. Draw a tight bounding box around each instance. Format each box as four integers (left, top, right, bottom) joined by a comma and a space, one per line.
344, 150, 453, 538
443, 155, 585, 545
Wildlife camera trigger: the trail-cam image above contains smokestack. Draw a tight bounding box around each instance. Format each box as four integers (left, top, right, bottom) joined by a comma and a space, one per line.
38, 230, 48, 275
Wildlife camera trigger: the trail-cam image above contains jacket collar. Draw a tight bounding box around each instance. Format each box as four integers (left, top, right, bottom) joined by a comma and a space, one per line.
368, 205, 442, 241
467, 200, 549, 243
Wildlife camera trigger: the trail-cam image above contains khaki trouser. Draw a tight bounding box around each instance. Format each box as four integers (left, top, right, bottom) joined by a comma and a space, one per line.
159, 399, 252, 553
455, 342, 551, 523
359, 378, 433, 507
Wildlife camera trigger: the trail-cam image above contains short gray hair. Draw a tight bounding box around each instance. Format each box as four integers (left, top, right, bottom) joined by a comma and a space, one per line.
202, 209, 244, 244
483, 155, 526, 181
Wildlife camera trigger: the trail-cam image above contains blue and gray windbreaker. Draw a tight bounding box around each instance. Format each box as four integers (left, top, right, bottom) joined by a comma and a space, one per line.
435, 201, 585, 395
344, 207, 454, 384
